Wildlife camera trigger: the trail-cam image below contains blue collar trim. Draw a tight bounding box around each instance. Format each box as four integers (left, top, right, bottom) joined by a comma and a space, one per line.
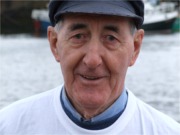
60, 86, 128, 129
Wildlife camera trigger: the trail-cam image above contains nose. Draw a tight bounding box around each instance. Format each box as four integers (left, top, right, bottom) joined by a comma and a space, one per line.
83, 40, 103, 69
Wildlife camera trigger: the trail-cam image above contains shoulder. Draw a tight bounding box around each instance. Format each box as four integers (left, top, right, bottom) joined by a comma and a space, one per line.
127, 90, 180, 134
0, 85, 61, 112
0, 85, 63, 133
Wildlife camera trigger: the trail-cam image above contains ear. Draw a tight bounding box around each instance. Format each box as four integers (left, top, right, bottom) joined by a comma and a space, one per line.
47, 26, 60, 62
129, 29, 144, 66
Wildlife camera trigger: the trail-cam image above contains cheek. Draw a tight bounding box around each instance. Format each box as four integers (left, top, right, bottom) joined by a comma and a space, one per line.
107, 51, 130, 74
60, 48, 84, 86
105, 50, 131, 88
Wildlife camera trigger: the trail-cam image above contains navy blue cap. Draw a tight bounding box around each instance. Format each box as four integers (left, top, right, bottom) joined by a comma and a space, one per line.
48, 0, 144, 29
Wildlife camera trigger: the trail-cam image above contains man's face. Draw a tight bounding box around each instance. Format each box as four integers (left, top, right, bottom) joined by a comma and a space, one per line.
48, 14, 144, 118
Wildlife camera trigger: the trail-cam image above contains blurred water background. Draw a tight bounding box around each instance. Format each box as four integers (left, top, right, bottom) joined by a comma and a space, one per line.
0, 0, 180, 123
0, 33, 180, 123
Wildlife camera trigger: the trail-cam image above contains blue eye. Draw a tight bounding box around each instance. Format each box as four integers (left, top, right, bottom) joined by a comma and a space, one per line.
106, 35, 116, 41
103, 35, 120, 50
103, 35, 118, 44
74, 34, 84, 39
70, 33, 89, 46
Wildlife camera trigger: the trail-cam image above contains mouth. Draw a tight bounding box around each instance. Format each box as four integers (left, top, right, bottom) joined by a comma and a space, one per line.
80, 75, 103, 81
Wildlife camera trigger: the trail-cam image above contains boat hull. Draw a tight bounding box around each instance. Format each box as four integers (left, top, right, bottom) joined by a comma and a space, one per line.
40, 21, 51, 32
142, 17, 176, 31
172, 17, 180, 32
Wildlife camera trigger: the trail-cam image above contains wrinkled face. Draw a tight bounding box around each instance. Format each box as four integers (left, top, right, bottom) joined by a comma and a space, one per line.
48, 14, 144, 116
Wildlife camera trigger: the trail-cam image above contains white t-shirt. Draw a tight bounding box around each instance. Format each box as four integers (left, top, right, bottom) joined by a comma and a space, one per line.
0, 85, 180, 135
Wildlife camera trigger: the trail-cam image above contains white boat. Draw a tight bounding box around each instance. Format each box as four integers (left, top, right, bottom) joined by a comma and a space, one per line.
142, 2, 178, 31
31, 2, 178, 33
31, 9, 50, 34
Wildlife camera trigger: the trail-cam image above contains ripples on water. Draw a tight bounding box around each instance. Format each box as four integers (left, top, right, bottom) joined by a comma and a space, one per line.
0, 33, 180, 122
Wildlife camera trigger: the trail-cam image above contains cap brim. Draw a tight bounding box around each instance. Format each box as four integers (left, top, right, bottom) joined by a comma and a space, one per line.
54, 1, 143, 28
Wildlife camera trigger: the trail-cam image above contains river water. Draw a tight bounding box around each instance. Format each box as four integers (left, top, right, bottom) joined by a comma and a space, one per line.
0, 33, 180, 122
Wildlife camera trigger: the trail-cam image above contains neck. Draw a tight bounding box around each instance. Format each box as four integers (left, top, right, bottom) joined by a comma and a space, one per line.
60, 86, 128, 130
75, 107, 104, 120
67, 95, 120, 120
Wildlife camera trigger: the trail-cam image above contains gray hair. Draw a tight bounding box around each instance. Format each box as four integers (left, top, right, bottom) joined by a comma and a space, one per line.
129, 20, 137, 35
54, 21, 63, 33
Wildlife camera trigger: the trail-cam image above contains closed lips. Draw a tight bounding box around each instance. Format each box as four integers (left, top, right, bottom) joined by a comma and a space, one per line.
81, 75, 102, 80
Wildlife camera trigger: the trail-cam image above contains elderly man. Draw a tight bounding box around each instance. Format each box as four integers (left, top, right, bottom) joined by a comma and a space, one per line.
0, 0, 180, 134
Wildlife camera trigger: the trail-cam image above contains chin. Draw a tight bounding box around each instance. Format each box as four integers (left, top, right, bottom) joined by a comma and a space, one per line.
78, 94, 108, 109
